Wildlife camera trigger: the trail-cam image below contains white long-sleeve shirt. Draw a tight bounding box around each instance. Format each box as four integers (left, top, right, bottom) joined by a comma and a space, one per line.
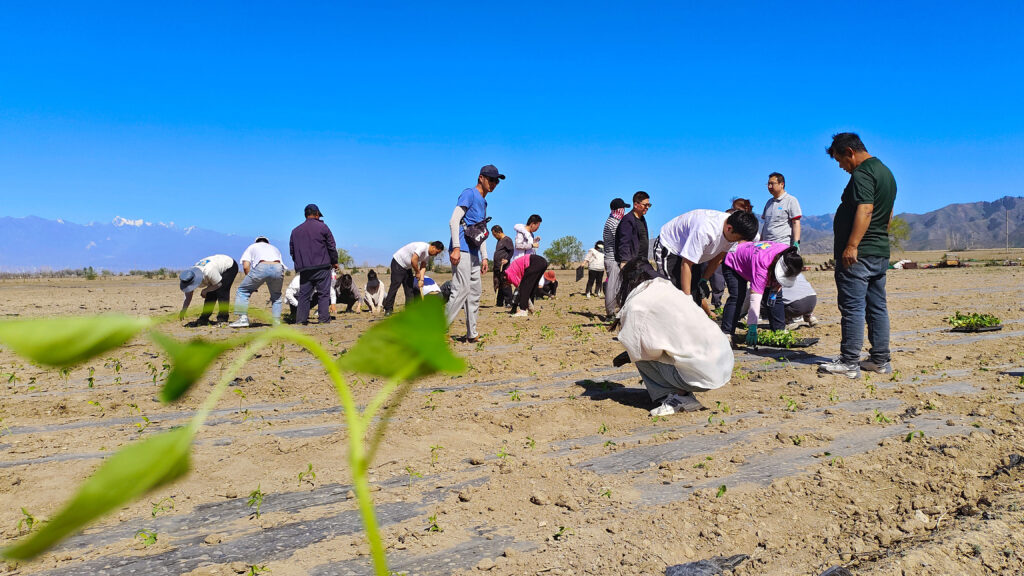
512, 223, 536, 262
582, 248, 605, 271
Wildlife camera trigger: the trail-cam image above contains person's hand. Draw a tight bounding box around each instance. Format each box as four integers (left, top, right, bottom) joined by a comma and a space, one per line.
745, 325, 758, 346
329, 304, 337, 315
698, 278, 712, 300
792, 240, 800, 252
199, 288, 209, 298
418, 278, 425, 287
841, 245, 858, 268
450, 247, 461, 267
481, 259, 489, 274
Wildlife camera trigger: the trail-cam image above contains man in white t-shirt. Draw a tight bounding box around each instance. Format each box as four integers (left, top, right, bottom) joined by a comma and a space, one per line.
230, 236, 286, 328
179, 254, 239, 325
760, 172, 802, 248
653, 209, 759, 305
384, 241, 445, 315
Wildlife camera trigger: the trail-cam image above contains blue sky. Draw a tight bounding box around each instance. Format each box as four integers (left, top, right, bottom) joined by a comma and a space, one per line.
2, 2, 1022, 264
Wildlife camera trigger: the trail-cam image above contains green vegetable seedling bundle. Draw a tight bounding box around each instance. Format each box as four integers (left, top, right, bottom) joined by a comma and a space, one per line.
947, 311, 1000, 330
756, 329, 801, 348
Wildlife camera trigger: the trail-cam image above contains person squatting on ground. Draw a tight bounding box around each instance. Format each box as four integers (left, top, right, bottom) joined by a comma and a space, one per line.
361, 270, 386, 314
284, 271, 338, 321
615, 259, 734, 416
819, 132, 897, 379
445, 165, 499, 343
502, 253, 549, 317
783, 273, 818, 330
582, 241, 605, 297
383, 240, 444, 315
603, 197, 629, 318
723, 242, 803, 345
179, 254, 239, 325
230, 236, 285, 328
289, 204, 339, 325
335, 273, 360, 313
491, 225, 515, 307
760, 172, 803, 249
512, 215, 542, 262
653, 209, 759, 309
538, 270, 558, 298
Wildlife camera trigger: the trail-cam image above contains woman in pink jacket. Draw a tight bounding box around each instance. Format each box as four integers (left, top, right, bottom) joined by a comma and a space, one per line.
502, 254, 549, 317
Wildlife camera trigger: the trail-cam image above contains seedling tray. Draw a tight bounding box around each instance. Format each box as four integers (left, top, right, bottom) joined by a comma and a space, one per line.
731, 334, 820, 348
950, 325, 1002, 333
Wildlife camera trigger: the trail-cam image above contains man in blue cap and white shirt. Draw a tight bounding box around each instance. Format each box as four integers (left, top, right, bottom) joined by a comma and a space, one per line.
179, 254, 239, 325
446, 165, 501, 343
289, 204, 339, 325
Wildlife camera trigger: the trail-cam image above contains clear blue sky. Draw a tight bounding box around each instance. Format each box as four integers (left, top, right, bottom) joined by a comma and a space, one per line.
2, 2, 1022, 264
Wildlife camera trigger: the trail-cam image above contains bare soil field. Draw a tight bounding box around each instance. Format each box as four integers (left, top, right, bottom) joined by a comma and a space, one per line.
1, 263, 1022, 576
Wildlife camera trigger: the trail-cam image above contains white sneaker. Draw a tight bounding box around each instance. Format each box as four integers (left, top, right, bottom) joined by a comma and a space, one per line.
785, 321, 802, 331
586, 293, 592, 299
805, 315, 819, 327
229, 315, 249, 328
650, 393, 704, 416
512, 310, 529, 318
817, 359, 860, 379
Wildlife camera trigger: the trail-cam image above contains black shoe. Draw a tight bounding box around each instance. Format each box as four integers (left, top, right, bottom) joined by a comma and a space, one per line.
612, 351, 631, 367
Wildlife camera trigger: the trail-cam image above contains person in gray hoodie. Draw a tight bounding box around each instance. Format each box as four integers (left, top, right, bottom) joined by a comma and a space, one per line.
289, 204, 339, 325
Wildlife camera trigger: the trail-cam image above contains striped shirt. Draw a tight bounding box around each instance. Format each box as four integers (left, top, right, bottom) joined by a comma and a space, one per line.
603, 216, 620, 261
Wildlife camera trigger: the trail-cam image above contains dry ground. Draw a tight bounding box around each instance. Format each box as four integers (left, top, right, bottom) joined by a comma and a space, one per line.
0, 260, 1022, 575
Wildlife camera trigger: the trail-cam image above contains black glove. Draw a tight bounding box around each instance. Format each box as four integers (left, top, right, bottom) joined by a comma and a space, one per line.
612, 351, 632, 367
698, 278, 712, 300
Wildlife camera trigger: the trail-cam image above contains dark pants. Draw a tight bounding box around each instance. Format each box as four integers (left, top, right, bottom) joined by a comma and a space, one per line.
494, 269, 513, 307
721, 263, 747, 335
836, 256, 891, 364
514, 256, 548, 312
297, 267, 333, 324
586, 270, 604, 295
383, 258, 415, 313
539, 280, 558, 298
200, 260, 239, 323
761, 292, 787, 330
710, 266, 725, 308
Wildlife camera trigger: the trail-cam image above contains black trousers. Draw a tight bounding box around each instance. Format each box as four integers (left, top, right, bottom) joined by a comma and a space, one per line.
760, 292, 787, 330
296, 267, 333, 324
514, 256, 548, 312
383, 258, 416, 313
494, 269, 514, 306
586, 270, 604, 295
200, 260, 238, 322
721, 263, 747, 335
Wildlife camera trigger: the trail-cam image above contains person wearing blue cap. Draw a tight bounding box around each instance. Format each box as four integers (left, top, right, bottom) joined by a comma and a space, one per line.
445, 165, 501, 343
289, 204, 339, 325
179, 254, 239, 325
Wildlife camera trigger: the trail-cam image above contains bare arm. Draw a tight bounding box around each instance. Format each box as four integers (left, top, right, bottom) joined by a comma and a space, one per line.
680, 259, 695, 295
704, 252, 726, 279
242, 261, 251, 275
842, 204, 874, 267
791, 219, 801, 244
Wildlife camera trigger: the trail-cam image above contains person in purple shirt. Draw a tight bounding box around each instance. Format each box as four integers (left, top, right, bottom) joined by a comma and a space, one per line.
724, 242, 803, 345
289, 203, 339, 325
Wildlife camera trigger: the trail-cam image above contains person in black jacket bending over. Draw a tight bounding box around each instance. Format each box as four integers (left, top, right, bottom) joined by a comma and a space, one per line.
289, 204, 339, 325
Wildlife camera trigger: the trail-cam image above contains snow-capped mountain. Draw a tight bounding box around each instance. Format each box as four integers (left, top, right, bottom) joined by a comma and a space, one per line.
0, 216, 273, 272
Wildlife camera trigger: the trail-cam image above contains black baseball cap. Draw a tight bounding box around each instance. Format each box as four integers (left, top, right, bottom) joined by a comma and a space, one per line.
304, 204, 322, 217
480, 165, 505, 180
610, 198, 630, 210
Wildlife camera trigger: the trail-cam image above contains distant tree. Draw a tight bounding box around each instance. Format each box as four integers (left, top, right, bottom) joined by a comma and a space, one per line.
543, 236, 584, 269
888, 216, 911, 252
337, 248, 355, 268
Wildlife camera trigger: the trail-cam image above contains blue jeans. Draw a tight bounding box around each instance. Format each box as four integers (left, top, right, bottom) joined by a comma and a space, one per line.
720, 263, 747, 335
234, 262, 284, 321
835, 255, 890, 364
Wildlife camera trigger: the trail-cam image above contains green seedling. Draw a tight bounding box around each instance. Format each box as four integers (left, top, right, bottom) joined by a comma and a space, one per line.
756, 329, 801, 348
598, 422, 608, 435
924, 399, 938, 410
426, 513, 443, 532
600, 489, 612, 498
553, 526, 572, 540
248, 485, 265, 519
716, 485, 727, 498
865, 383, 877, 396
904, 431, 925, 442
714, 401, 730, 414
497, 445, 509, 460
604, 440, 616, 447
947, 311, 1001, 330
151, 497, 174, 517
17, 509, 36, 534
86, 367, 95, 388
429, 445, 443, 466
791, 436, 804, 446
0, 299, 463, 576
134, 529, 157, 547
780, 396, 799, 412
650, 415, 663, 423
247, 566, 270, 576
829, 456, 845, 467
298, 464, 316, 487
525, 437, 536, 450
87, 400, 104, 415
6, 372, 19, 385
540, 325, 555, 340
828, 389, 839, 403
508, 389, 521, 401
1016, 375, 1024, 390
135, 416, 151, 434
890, 369, 902, 381
404, 466, 422, 486
474, 340, 485, 352
873, 410, 892, 424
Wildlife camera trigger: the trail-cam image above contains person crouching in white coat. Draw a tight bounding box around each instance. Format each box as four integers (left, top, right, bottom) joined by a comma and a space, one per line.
614, 258, 734, 416
362, 269, 386, 314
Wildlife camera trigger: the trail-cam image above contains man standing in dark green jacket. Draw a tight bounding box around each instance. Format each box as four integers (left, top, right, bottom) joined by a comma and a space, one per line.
818, 133, 897, 379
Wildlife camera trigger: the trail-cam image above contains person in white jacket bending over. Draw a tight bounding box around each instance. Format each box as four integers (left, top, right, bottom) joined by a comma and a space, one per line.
614, 258, 734, 416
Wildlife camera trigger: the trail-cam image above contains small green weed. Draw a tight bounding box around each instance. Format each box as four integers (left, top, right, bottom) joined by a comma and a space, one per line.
134, 529, 157, 547
247, 485, 265, 519
298, 464, 316, 487
426, 513, 443, 532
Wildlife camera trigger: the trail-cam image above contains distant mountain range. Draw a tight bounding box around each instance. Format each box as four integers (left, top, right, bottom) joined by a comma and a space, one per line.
1, 197, 1021, 271
798, 196, 1023, 254
0, 216, 260, 272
